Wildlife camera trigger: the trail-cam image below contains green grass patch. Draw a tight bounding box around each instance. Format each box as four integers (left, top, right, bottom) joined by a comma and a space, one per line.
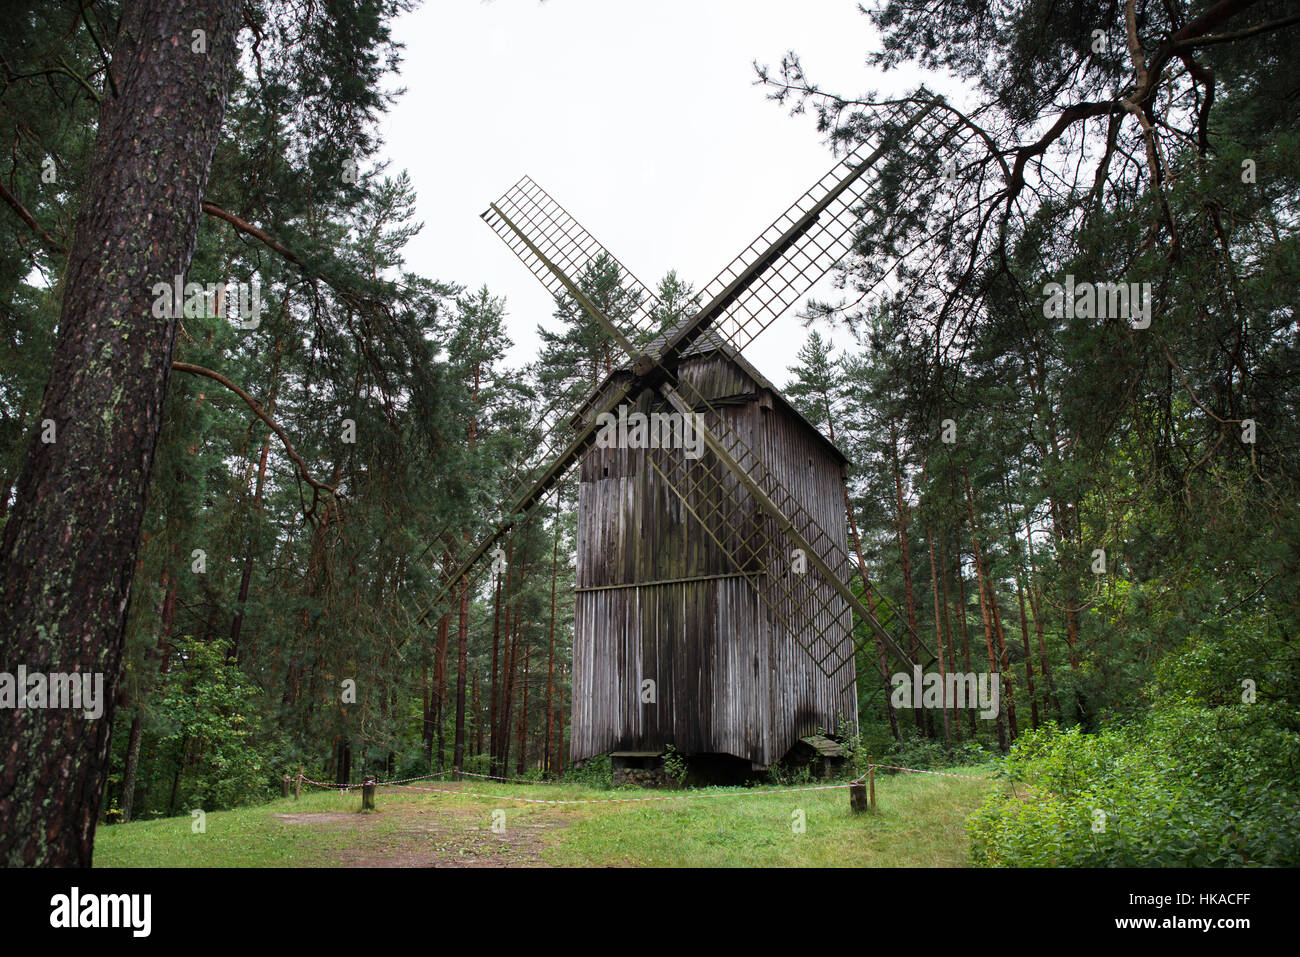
94, 767, 997, 868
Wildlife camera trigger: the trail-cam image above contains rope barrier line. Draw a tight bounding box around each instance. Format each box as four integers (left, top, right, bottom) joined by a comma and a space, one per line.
395, 782, 851, 805
295, 762, 987, 803
458, 770, 554, 785
867, 764, 986, 780
299, 769, 457, 792
298, 768, 546, 791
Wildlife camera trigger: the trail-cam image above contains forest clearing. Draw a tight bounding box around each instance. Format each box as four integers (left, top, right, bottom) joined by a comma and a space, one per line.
93, 767, 995, 868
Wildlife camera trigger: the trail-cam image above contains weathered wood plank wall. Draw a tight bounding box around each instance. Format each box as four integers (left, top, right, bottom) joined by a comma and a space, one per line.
571, 352, 857, 766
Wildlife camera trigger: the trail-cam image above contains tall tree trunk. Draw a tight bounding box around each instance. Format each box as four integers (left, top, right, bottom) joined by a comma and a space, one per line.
1029, 353, 1082, 675
167, 735, 189, 817
842, 478, 901, 741
1003, 478, 1039, 730
1020, 497, 1060, 719
545, 516, 560, 774
962, 467, 1007, 753
453, 368, 481, 776
555, 663, 566, 771
422, 661, 433, 769
888, 422, 923, 735
987, 573, 1019, 741
489, 568, 503, 774
927, 529, 951, 747
953, 555, 977, 738
500, 597, 520, 776
120, 711, 144, 823
335, 738, 351, 786
435, 604, 449, 770
282, 464, 341, 712
229, 429, 269, 663
498, 550, 525, 777
229, 343, 282, 664
452, 578, 469, 776
1064, 600, 1082, 671
473, 671, 483, 756
517, 639, 530, 775
1031, 586, 1058, 719
937, 531, 961, 744
0, 0, 239, 867
1013, 573, 1039, 730
158, 562, 178, 673
431, 553, 452, 769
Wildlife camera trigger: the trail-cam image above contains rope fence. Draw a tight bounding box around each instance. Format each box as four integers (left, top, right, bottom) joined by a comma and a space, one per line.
292, 762, 988, 807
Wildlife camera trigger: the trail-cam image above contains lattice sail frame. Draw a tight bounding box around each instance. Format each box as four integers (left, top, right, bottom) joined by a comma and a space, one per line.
419, 92, 969, 683
483, 177, 665, 349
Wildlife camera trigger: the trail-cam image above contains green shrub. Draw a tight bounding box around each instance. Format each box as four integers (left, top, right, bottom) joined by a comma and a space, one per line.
151, 636, 278, 813
662, 744, 688, 787
563, 753, 612, 789
967, 707, 1300, 866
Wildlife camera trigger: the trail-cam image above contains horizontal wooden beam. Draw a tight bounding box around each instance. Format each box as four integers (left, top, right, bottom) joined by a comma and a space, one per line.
574, 571, 763, 593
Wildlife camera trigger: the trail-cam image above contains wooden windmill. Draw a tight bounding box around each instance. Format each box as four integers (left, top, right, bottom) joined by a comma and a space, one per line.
421, 91, 965, 772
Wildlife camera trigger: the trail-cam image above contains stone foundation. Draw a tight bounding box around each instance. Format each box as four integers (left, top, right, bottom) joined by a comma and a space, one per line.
613, 764, 672, 788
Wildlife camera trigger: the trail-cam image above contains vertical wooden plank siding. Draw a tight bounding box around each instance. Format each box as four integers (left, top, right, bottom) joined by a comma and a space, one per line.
571, 353, 857, 766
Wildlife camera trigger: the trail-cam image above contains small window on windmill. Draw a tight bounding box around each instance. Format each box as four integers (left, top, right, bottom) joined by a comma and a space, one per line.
603, 465, 609, 478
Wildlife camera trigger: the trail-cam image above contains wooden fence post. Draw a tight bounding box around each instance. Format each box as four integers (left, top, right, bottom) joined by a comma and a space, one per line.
294, 766, 302, 800
850, 777, 869, 813
362, 774, 376, 810
281, 774, 290, 798
850, 757, 875, 813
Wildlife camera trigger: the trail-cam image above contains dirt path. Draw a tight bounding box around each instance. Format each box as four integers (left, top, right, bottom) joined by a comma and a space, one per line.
272, 802, 568, 867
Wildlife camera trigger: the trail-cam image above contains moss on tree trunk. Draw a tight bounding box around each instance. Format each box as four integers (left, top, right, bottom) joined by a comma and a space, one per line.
0, 0, 240, 867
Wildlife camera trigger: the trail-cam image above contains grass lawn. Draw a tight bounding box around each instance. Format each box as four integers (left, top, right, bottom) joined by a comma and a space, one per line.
93, 766, 998, 868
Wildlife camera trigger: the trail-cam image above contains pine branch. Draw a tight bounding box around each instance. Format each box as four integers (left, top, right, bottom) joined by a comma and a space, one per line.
171, 360, 340, 512
0, 178, 64, 253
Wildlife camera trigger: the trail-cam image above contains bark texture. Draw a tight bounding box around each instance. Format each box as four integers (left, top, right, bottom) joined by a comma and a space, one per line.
0, 0, 240, 866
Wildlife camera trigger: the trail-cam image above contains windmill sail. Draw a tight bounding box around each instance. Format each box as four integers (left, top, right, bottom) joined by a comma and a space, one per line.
482, 176, 665, 348
658, 94, 962, 364
659, 363, 930, 681
416, 184, 673, 615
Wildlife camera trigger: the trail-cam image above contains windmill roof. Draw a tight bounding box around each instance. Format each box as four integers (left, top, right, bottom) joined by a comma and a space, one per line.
579, 322, 849, 467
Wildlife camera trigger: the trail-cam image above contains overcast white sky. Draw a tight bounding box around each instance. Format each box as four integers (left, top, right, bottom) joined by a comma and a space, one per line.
381, 0, 941, 387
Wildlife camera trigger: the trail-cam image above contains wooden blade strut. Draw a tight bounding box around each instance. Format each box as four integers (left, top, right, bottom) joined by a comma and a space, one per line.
656, 98, 941, 369
488, 202, 642, 363
656, 381, 930, 669
414, 376, 638, 623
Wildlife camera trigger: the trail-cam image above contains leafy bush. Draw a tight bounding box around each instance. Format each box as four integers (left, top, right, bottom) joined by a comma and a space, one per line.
967, 707, 1300, 866
662, 744, 688, 786
563, 753, 612, 789
151, 636, 279, 813
969, 607, 1300, 866
767, 758, 814, 786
